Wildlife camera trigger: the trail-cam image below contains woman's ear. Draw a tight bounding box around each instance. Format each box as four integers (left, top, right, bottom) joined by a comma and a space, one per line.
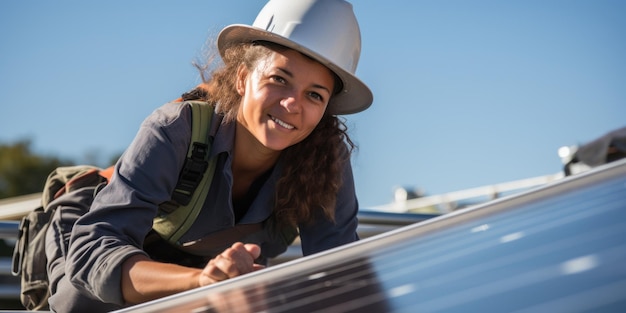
236, 64, 247, 96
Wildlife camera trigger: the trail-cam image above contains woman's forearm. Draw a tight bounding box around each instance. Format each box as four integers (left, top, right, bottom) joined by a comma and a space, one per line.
121, 254, 201, 304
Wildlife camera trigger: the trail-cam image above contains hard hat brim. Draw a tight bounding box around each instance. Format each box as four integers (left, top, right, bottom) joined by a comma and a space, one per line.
218, 24, 373, 115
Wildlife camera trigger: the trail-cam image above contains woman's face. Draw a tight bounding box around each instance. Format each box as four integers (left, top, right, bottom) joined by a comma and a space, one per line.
236, 47, 335, 152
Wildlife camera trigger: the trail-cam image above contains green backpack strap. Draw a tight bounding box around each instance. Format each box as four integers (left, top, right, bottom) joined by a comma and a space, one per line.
152, 101, 217, 245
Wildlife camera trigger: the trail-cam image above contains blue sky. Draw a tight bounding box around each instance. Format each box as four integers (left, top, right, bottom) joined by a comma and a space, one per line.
1, 1, 625, 207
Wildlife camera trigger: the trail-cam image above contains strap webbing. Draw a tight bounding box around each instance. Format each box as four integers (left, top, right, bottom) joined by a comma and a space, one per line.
153, 101, 217, 245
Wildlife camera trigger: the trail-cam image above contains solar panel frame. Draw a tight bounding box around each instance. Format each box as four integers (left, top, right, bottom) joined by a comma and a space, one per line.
116, 158, 626, 313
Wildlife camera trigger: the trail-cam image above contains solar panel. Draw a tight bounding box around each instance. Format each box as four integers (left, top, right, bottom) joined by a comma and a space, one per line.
116, 159, 626, 313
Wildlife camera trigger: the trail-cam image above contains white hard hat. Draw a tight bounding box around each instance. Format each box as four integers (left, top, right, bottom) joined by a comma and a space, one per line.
218, 0, 373, 115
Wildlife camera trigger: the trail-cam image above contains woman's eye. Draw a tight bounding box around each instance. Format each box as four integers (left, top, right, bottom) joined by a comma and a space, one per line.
271, 75, 286, 84
309, 92, 324, 103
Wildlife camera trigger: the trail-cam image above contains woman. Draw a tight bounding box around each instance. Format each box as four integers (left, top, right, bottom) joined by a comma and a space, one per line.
46, 0, 373, 311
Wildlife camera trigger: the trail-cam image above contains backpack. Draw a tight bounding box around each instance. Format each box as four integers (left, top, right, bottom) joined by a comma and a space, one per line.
11, 165, 109, 310
11, 100, 297, 310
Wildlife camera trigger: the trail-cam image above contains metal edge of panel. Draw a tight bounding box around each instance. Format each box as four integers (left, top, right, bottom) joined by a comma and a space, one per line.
0, 193, 40, 221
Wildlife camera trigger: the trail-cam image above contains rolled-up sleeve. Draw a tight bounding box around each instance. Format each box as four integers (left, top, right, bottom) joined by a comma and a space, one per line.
65, 102, 193, 305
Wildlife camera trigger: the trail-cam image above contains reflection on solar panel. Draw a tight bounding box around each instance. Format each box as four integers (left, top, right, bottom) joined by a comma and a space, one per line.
116, 159, 626, 313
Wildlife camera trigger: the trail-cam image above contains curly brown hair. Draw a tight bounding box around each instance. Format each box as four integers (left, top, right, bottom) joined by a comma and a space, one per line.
194, 42, 355, 227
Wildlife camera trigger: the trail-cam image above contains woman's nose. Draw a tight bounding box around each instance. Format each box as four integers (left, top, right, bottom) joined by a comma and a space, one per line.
279, 95, 301, 113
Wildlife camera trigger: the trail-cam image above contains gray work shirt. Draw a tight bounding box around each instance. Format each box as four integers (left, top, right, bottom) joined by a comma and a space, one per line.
64, 101, 360, 306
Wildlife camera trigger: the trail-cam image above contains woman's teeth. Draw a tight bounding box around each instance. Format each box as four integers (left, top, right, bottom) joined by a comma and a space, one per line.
271, 116, 295, 130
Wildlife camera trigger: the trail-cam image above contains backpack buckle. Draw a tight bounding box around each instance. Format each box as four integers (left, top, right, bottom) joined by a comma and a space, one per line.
172, 142, 209, 206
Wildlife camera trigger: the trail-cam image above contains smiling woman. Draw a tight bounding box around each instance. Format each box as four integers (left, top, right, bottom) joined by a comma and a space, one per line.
42, 0, 374, 312
236, 45, 334, 151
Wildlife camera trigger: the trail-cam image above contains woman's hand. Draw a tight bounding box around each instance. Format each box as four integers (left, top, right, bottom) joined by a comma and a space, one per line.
121, 242, 264, 304
199, 242, 264, 286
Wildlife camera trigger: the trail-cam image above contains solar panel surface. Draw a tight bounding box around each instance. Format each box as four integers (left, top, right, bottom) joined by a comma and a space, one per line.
117, 159, 626, 313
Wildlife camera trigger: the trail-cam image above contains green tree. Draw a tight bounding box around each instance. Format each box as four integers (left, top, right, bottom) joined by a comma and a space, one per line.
0, 140, 72, 198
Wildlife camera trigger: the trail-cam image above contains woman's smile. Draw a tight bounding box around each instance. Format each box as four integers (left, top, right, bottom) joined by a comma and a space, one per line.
269, 114, 295, 130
